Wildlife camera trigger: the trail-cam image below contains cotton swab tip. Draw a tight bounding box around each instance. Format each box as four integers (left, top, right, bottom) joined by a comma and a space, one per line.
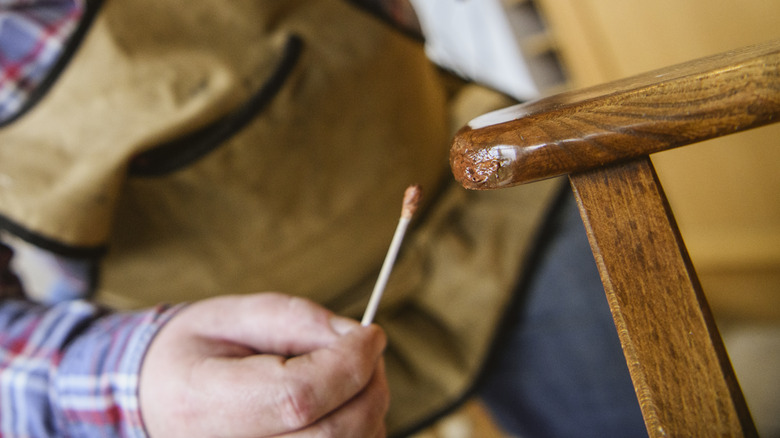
401, 185, 422, 219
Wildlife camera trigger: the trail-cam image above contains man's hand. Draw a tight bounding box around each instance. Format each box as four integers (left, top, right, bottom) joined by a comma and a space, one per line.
139, 293, 389, 437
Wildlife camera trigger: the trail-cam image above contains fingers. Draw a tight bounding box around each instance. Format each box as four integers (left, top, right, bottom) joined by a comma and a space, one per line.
192, 323, 388, 437
286, 358, 390, 438
276, 324, 387, 430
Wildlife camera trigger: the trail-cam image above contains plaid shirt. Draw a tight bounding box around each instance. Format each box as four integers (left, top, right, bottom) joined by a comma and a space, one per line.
0, 0, 83, 124
1, 3, 180, 436
0, 299, 181, 437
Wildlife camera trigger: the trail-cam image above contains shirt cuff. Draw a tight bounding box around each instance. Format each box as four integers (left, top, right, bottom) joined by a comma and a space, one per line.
54, 302, 185, 438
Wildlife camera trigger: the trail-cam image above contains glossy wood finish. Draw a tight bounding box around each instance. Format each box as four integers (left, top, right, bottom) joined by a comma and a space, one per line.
450, 40, 780, 189
448, 42, 780, 436
571, 158, 757, 437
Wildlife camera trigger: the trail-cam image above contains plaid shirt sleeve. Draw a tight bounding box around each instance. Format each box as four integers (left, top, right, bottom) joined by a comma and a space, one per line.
0, 0, 84, 123
0, 298, 184, 437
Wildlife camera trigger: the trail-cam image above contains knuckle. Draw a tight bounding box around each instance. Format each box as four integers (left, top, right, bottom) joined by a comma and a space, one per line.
277, 380, 318, 429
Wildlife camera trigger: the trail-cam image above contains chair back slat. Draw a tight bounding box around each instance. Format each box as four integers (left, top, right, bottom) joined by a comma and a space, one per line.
570, 158, 757, 437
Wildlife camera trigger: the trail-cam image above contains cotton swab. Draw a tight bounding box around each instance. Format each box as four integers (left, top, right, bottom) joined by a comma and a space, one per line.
361, 185, 422, 326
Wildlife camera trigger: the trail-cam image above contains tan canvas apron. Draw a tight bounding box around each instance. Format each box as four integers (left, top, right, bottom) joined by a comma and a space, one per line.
0, 0, 559, 433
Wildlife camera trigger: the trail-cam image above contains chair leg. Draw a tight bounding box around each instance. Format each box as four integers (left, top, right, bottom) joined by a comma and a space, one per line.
569, 156, 757, 437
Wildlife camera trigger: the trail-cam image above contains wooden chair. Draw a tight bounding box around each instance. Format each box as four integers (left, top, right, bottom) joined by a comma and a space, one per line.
450, 39, 780, 437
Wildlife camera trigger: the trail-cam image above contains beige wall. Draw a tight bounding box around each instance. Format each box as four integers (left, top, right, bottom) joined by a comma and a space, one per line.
536, 0, 780, 321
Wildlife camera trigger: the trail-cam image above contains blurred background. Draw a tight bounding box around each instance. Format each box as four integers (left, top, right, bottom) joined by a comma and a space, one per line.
417, 0, 780, 436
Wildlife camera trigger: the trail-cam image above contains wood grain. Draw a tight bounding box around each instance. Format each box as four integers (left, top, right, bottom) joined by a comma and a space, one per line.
450, 40, 780, 189
570, 158, 757, 437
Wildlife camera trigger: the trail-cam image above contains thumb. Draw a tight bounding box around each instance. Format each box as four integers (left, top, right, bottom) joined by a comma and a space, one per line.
185, 293, 358, 356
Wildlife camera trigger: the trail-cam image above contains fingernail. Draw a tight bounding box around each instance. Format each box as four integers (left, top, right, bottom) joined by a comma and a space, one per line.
330, 316, 358, 335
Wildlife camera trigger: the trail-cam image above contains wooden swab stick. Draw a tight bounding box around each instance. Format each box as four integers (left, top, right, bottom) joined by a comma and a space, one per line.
361, 185, 422, 326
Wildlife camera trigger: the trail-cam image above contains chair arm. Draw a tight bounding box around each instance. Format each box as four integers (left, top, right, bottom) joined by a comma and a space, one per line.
450, 39, 780, 190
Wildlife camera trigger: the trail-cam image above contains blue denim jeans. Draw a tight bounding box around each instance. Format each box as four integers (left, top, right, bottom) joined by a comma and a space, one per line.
478, 186, 647, 437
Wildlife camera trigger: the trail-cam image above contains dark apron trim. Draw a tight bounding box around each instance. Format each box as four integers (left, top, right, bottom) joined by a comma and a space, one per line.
0, 214, 107, 259
128, 34, 304, 176
0, 0, 106, 128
